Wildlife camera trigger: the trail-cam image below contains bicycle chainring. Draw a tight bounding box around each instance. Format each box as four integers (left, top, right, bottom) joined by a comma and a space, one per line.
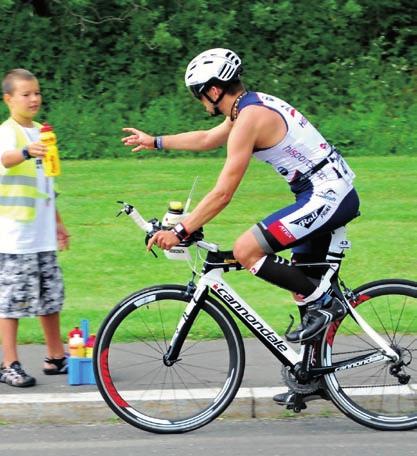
281, 365, 321, 394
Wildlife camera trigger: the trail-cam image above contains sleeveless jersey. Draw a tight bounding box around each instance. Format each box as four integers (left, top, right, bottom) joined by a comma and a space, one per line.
237, 92, 355, 192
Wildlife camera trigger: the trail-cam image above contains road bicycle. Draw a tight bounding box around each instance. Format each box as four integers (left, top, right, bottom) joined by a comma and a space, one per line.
93, 201, 417, 434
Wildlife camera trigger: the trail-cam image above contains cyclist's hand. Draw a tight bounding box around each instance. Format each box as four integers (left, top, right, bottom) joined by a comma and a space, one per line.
147, 230, 180, 251
121, 128, 155, 152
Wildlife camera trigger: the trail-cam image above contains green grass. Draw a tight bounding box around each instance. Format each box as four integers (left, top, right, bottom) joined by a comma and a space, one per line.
17, 156, 417, 343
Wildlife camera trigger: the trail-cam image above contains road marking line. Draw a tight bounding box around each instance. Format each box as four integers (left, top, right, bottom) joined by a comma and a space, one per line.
1, 384, 414, 404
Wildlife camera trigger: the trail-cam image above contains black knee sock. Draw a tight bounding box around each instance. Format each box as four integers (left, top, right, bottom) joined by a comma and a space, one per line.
252, 254, 317, 297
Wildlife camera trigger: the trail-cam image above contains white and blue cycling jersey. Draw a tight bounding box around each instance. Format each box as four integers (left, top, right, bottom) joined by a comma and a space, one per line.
238, 91, 355, 192
237, 91, 360, 255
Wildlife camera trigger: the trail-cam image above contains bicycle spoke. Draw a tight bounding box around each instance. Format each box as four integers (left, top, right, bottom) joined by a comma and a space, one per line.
369, 299, 394, 344
170, 365, 214, 406
109, 344, 163, 361
336, 323, 381, 352
136, 309, 168, 354
397, 316, 417, 347
175, 360, 230, 376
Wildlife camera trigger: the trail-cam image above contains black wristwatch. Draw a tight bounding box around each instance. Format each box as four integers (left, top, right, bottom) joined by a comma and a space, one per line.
22, 146, 31, 160
172, 222, 190, 241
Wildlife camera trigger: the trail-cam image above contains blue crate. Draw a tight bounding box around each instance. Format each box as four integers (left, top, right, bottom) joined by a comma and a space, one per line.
68, 357, 95, 385
67, 319, 96, 385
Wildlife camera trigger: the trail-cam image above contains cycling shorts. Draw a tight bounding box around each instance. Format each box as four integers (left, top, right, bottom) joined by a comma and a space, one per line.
252, 178, 360, 255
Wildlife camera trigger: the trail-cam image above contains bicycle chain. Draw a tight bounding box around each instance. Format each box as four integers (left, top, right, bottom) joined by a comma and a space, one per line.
281, 365, 321, 394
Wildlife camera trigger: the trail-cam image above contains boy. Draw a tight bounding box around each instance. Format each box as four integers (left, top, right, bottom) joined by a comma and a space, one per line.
0, 69, 69, 387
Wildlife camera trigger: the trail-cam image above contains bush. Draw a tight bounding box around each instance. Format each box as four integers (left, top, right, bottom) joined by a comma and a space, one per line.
0, 0, 415, 158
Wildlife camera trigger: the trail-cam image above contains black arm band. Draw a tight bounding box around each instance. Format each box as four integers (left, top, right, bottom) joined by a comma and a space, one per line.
172, 222, 189, 241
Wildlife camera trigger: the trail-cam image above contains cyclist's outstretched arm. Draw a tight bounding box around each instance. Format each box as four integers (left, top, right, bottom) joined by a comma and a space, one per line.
122, 118, 233, 153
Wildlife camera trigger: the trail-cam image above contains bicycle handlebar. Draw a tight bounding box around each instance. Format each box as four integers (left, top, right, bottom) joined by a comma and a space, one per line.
116, 201, 219, 253
117, 201, 153, 232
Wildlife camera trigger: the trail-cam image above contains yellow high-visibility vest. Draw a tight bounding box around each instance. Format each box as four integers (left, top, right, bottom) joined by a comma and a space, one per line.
0, 117, 48, 222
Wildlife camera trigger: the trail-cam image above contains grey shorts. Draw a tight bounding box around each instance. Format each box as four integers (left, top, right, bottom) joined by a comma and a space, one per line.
0, 251, 64, 318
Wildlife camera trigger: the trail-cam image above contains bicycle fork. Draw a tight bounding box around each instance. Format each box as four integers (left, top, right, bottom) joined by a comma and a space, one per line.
162, 282, 205, 366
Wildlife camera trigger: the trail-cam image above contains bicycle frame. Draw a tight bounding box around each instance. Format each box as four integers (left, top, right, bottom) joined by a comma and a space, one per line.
164, 251, 400, 377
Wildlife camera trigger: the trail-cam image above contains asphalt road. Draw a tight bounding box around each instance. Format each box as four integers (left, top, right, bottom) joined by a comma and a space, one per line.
2, 417, 416, 456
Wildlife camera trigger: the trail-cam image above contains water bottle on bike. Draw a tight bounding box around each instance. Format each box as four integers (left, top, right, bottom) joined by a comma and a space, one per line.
162, 201, 186, 229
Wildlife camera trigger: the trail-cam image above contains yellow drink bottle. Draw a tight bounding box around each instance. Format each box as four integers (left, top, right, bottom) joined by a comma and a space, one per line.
69, 333, 85, 357
40, 123, 61, 177
85, 334, 96, 358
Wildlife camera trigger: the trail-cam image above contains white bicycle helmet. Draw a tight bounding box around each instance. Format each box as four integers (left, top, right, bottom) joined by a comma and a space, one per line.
185, 48, 242, 99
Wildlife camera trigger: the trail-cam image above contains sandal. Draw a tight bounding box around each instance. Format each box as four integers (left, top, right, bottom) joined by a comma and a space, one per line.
43, 355, 68, 375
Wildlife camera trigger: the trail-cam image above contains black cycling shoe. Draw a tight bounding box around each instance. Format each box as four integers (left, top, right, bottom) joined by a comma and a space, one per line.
273, 389, 329, 408
286, 294, 346, 343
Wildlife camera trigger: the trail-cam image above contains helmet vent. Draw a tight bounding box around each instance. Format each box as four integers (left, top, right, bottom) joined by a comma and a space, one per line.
218, 63, 228, 78
185, 48, 242, 89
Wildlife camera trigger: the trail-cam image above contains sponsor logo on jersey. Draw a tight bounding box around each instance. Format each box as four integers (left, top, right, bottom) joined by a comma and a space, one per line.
317, 189, 337, 202
282, 145, 316, 170
298, 116, 308, 128
267, 220, 297, 245
319, 204, 332, 219
290, 205, 326, 228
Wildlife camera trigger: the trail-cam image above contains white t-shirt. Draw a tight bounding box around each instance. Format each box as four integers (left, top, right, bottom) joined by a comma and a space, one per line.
0, 123, 57, 254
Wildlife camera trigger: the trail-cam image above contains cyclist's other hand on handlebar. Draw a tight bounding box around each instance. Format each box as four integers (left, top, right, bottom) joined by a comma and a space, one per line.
121, 128, 155, 152
147, 230, 180, 252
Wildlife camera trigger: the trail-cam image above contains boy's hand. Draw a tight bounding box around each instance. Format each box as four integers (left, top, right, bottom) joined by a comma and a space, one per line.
121, 128, 155, 152
27, 141, 47, 158
57, 222, 70, 251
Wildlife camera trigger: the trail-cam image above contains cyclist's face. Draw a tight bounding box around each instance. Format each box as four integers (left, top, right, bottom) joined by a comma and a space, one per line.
200, 94, 216, 115
199, 86, 222, 116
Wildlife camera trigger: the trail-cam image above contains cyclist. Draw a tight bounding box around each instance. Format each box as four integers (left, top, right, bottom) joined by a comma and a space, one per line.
122, 48, 360, 406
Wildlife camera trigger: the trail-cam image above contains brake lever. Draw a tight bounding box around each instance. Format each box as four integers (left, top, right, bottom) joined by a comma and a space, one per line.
116, 200, 133, 217
145, 230, 159, 258
148, 248, 158, 258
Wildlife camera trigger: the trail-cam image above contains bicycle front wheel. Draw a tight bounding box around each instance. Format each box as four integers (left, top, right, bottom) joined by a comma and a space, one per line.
93, 285, 245, 433
322, 279, 417, 430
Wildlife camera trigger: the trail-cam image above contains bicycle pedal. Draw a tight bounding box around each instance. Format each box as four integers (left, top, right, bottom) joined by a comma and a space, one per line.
291, 394, 308, 413
288, 403, 307, 413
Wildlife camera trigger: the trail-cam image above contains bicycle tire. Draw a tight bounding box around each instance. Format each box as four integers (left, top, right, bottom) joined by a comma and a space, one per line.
93, 284, 245, 434
321, 279, 417, 430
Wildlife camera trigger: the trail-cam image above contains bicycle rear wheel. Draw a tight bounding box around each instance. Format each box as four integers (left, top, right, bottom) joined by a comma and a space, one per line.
93, 284, 245, 433
322, 279, 417, 430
